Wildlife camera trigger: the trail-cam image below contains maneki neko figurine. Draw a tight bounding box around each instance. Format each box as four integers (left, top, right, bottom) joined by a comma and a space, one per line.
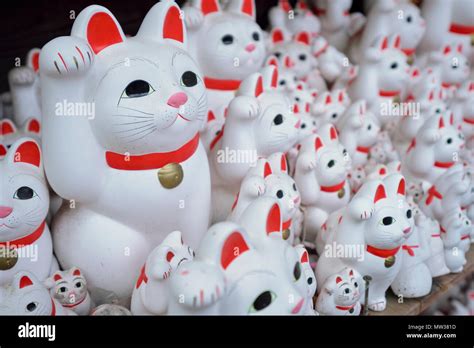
209, 66, 299, 221
0, 138, 56, 287
184, 0, 266, 120
8, 48, 42, 126
441, 211, 471, 273
316, 174, 412, 311
0, 118, 41, 149
39, 1, 211, 302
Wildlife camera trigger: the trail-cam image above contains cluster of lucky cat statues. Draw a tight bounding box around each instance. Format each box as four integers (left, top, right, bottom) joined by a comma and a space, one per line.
0, 0, 473, 316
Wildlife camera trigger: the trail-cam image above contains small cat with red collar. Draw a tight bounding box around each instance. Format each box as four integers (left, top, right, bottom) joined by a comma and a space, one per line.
315, 267, 362, 316
441, 211, 471, 273
0, 118, 41, 149
45, 267, 93, 315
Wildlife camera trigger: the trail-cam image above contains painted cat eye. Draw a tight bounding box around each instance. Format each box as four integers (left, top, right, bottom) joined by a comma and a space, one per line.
276, 190, 284, 199
13, 186, 36, 200
221, 34, 234, 45
252, 32, 260, 41
26, 302, 37, 312
273, 114, 283, 125
249, 291, 276, 313
123, 80, 154, 98
293, 262, 301, 281
181, 71, 199, 87
381, 216, 395, 226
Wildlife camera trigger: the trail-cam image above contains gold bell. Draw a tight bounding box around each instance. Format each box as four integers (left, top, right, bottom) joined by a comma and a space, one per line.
384, 255, 396, 268
337, 187, 345, 199
282, 229, 291, 240
0, 247, 18, 271
158, 163, 184, 189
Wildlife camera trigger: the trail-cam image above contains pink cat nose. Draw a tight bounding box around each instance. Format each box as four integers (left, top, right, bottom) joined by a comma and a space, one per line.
167, 92, 188, 108
403, 227, 411, 234
0, 206, 13, 218
245, 43, 256, 52
291, 298, 304, 314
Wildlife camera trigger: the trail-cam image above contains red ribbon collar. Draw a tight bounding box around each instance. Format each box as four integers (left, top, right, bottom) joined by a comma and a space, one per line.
366, 245, 401, 258
320, 180, 345, 193
106, 134, 199, 171
401, 48, 415, 56
379, 90, 400, 98
434, 161, 455, 169
62, 295, 87, 308
204, 77, 241, 91
336, 303, 356, 311
402, 245, 419, 257
282, 219, 292, 230
0, 221, 45, 248
425, 185, 443, 206
356, 146, 371, 154
464, 117, 474, 125
449, 23, 474, 35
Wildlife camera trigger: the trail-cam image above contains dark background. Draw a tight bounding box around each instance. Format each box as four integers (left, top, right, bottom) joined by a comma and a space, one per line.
0, 0, 365, 93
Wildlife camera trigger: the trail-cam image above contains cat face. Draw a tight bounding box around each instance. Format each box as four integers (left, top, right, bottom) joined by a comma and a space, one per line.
0, 271, 53, 315
432, 114, 465, 164
373, 36, 409, 93
0, 138, 48, 242
188, 0, 265, 81
0, 118, 41, 149
312, 90, 348, 126
339, 100, 380, 148
265, 55, 298, 93
295, 244, 316, 299
46, 268, 88, 306
324, 268, 361, 307
440, 45, 470, 86
392, 3, 425, 55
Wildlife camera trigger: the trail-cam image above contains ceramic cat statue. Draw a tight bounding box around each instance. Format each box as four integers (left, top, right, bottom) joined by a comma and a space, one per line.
184, 0, 265, 120
8, 48, 42, 126
0, 118, 41, 149
451, 80, 474, 149
295, 244, 317, 315
315, 267, 362, 316
441, 211, 471, 273
316, 175, 412, 311
45, 267, 94, 315
337, 100, 380, 167
0, 271, 75, 315
0, 138, 56, 287
294, 125, 351, 247
314, 0, 365, 52
402, 113, 465, 186
169, 197, 309, 314
39, 1, 211, 302
311, 35, 352, 84
265, 55, 299, 93
131, 230, 194, 315
311, 89, 350, 127
209, 66, 299, 222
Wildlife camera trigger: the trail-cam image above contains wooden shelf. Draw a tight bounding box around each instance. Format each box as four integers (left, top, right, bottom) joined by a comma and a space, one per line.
369, 248, 474, 316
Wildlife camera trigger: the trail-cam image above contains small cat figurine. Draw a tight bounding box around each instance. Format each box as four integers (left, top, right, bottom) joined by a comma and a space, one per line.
44, 267, 93, 315
0, 271, 75, 315
0, 138, 55, 287
0, 118, 41, 149
441, 210, 471, 273
315, 267, 362, 316
295, 244, 317, 315
311, 89, 350, 127
130, 230, 194, 315
39, 1, 211, 301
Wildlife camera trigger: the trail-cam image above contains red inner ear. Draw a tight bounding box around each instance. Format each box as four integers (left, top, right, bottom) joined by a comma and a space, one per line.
14, 141, 41, 168
281, 155, 287, 172
397, 178, 406, 196
325, 94, 332, 104
0, 145, 6, 156
272, 29, 284, 43
297, 84, 303, 91
271, 68, 278, 88
163, 6, 184, 43
166, 251, 175, 262
330, 126, 337, 140
19, 276, 33, 289
374, 184, 386, 203
381, 37, 388, 50
255, 76, 264, 97
241, 0, 255, 17
338, 91, 344, 102
202, 0, 220, 15
28, 119, 41, 133
264, 162, 272, 178
1, 121, 15, 135
87, 12, 124, 54
207, 110, 216, 122
394, 36, 401, 49
438, 117, 445, 129
266, 203, 281, 235
280, 0, 291, 12
31, 52, 40, 73
53, 274, 62, 282
300, 250, 309, 263
336, 276, 343, 284
73, 269, 81, 276
221, 231, 250, 269
268, 57, 278, 66
349, 269, 354, 276
296, 32, 310, 46
443, 46, 451, 55
315, 137, 324, 151
293, 104, 300, 113
449, 113, 454, 125
379, 167, 386, 175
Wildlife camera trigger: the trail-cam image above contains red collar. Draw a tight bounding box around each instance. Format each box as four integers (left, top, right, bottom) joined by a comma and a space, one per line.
313, 43, 329, 58
282, 219, 292, 230
62, 295, 87, 308
320, 180, 345, 193
313, 7, 349, 16
356, 145, 371, 154
431, 234, 441, 238
106, 134, 199, 171
204, 77, 241, 91
434, 161, 454, 169
440, 226, 446, 234
135, 264, 148, 289
210, 126, 225, 151
0, 221, 45, 248
379, 90, 400, 97
449, 22, 474, 35
51, 299, 56, 316
366, 245, 400, 258
425, 185, 443, 206
336, 303, 355, 311
461, 234, 470, 240
401, 48, 415, 56
406, 138, 416, 153
442, 82, 459, 89
402, 245, 419, 257
464, 117, 474, 125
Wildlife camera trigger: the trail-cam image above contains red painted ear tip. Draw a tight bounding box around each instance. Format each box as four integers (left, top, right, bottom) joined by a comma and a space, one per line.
201, 0, 220, 15
255, 76, 264, 97
264, 162, 272, 178
73, 269, 81, 276
300, 250, 309, 263
14, 141, 41, 168
241, 0, 255, 17
19, 275, 34, 289
0, 145, 6, 156
315, 137, 324, 151
336, 276, 343, 284
439, 117, 445, 129
31, 52, 40, 72
166, 251, 175, 262
28, 119, 41, 133
374, 184, 386, 203
398, 178, 406, 195
381, 37, 388, 50
296, 31, 310, 45
266, 203, 281, 235
221, 231, 250, 269
87, 12, 124, 55
281, 154, 287, 172
330, 127, 338, 140
272, 29, 284, 43
163, 5, 184, 43
271, 67, 279, 88
53, 274, 62, 281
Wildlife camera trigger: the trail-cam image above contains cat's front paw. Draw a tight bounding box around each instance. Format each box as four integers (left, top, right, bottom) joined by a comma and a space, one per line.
348, 13, 365, 36
8, 67, 36, 86
368, 298, 386, 312
183, 6, 204, 29
298, 152, 316, 172
349, 197, 374, 221
40, 36, 94, 77
241, 175, 266, 198
228, 96, 261, 120
421, 129, 441, 144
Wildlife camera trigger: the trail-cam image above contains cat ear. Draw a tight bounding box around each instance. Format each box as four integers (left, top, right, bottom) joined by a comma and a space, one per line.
300, 249, 309, 263
8, 138, 42, 170
374, 184, 386, 203
53, 273, 63, 282
449, 112, 454, 125
71, 5, 126, 55
267, 152, 288, 174
324, 93, 332, 105
375, 36, 389, 51
390, 35, 401, 50
138, 2, 186, 47
220, 230, 250, 269
338, 90, 345, 103
266, 55, 279, 67
237, 73, 263, 98
23, 118, 41, 134
261, 65, 278, 90
329, 125, 338, 140
348, 269, 354, 277
239, 197, 283, 240
0, 145, 6, 157
14, 272, 36, 289
443, 45, 451, 55
207, 110, 216, 123
438, 116, 445, 129
315, 136, 324, 152
264, 161, 272, 178
72, 268, 82, 277
279, 0, 292, 12
1, 119, 17, 136
295, 31, 311, 46
192, 0, 221, 15
26, 48, 41, 73
271, 28, 286, 44
336, 276, 343, 284
226, 0, 256, 20
280, 154, 288, 173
